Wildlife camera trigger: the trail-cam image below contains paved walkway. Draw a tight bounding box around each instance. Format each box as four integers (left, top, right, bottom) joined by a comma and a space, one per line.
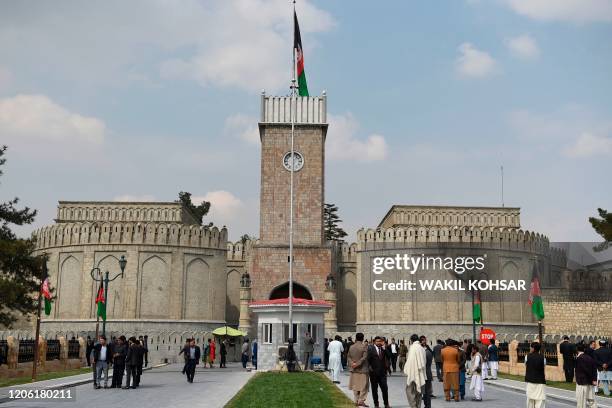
0, 363, 254, 407
331, 369, 612, 408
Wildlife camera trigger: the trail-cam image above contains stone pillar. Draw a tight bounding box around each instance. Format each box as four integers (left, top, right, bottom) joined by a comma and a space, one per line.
324, 274, 338, 336
238, 273, 252, 335
78, 336, 86, 364
7, 336, 18, 369
37, 336, 46, 369
59, 336, 68, 368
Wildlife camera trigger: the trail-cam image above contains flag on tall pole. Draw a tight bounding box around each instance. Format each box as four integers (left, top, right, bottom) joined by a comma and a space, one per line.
528, 261, 545, 321
96, 280, 106, 321
473, 289, 482, 323
41, 278, 52, 316
294, 11, 309, 97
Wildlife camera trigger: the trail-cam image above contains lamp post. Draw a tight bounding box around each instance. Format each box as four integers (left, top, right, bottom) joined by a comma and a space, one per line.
90, 255, 127, 337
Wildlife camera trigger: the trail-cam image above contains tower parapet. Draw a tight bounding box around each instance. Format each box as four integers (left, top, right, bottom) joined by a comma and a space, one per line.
260, 92, 327, 125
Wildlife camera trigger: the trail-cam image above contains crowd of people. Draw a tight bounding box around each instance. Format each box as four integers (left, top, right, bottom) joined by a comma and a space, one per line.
85, 334, 148, 389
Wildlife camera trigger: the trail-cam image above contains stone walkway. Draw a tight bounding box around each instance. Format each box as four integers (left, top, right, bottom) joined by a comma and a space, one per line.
0, 363, 254, 407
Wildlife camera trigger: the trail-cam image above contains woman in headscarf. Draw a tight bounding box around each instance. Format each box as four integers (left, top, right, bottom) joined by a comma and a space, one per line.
328, 335, 345, 384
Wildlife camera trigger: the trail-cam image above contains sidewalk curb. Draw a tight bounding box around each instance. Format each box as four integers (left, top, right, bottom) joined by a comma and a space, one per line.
484, 378, 612, 408
0, 363, 168, 404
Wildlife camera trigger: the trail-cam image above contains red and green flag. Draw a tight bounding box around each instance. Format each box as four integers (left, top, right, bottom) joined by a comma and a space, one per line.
472, 289, 482, 323
41, 278, 52, 316
528, 263, 545, 321
294, 11, 309, 97
96, 281, 106, 321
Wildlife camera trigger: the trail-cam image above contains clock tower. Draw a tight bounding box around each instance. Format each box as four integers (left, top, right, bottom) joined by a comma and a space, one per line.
248, 92, 333, 306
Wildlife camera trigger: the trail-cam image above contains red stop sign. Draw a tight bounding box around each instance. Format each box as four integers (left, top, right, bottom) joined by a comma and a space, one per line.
480, 328, 496, 345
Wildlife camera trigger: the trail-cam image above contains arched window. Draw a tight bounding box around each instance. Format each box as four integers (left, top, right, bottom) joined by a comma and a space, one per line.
269, 282, 312, 300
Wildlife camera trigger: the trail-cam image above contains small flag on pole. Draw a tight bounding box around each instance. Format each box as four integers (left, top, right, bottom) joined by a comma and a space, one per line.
96, 281, 106, 321
41, 278, 52, 316
294, 11, 309, 97
528, 262, 545, 321
473, 290, 482, 323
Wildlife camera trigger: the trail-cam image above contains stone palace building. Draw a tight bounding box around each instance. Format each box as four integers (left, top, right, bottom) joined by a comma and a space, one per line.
10, 92, 611, 363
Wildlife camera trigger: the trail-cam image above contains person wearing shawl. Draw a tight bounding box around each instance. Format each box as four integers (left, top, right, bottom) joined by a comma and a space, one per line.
328, 335, 345, 384
404, 334, 426, 408
348, 332, 369, 407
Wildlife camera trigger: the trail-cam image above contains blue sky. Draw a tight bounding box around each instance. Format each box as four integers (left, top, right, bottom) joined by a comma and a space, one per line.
0, 0, 611, 242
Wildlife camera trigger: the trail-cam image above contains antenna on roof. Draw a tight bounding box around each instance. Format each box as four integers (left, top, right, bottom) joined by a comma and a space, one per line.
501, 165, 505, 208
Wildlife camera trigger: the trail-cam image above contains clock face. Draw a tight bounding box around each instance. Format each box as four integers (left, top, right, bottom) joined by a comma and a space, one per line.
283, 151, 304, 171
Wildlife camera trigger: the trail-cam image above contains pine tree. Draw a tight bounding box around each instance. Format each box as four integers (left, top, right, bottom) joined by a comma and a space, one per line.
324, 203, 347, 242
177, 191, 210, 225
0, 146, 47, 327
589, 208, 612, 252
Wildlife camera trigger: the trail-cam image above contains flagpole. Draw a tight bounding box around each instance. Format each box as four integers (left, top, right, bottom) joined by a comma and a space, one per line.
288, 0, 297, 343
471, 289, 476, 343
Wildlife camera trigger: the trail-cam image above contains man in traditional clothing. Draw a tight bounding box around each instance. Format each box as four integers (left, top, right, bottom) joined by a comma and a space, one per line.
525, 342, 546, 408
469, 345, 485, 401
441, 339, 460, 402
348, 332, 370, 407
575, 342, 598, 408
328, 335, 344, 384
488, 339, 499, 380
404, 334, 426, 408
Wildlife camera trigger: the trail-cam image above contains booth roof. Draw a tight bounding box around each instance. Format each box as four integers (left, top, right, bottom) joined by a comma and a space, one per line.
249, 297, 332, 308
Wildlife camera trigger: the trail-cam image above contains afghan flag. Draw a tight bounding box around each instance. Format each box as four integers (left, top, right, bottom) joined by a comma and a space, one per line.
294, 11, 309, 97
528, 263, 545, 321
473, 289, 482, 323
41, 278, 52, 316
96, 281, 106, 321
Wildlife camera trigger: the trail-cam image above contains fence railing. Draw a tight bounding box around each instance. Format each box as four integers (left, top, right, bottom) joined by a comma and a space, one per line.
498, 342, 509, 362
46, 340, 61, 361
68, 340, 80, 359
18, 339, 35, 363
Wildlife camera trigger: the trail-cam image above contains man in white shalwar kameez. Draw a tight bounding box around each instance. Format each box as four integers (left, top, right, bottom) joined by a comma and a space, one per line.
328, 335, 344, 383
470, 348, 485, 401
404, 334, 427, 408
524, 342, 546, 408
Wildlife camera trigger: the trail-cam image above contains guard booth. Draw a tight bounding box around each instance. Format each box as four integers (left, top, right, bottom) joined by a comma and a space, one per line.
249, 298, 332, 371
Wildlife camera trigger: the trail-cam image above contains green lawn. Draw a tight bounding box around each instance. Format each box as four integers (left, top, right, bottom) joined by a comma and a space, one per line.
225, 371, 354, 408
497, 372, 611, 398
0, 367, 91, 388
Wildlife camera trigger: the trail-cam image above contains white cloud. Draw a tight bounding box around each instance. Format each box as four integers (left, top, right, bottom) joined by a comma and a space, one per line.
504, 0, 612, 23
195, 190, 244, 220
114, 194, 156, 202
506, 34, 540, 59
0, 94, 105, 145
0, 1, 334, 93
455, 43, 497, 78
563, 132, 612, 158
225, 114, 259, 144
327, 113, 388, 162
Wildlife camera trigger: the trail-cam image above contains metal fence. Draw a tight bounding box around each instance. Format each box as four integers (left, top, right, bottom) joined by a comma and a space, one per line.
516, 341, 530, 362
0, 340, 7, 365
68, 340, 80, 359
18, 339, 35, 363
543, 343, 558, 366
498, 342, 509, 362
46, 340, 61, 361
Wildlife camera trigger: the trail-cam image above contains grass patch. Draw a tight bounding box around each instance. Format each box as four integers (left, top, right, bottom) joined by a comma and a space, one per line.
225, 371, 354, 408
0, 367, 91, 388
497, 372, 611, 398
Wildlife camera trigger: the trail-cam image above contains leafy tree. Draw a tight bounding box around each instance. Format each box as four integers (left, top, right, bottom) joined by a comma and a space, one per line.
0, 146, 46, 327
589, 208, 612, 252
324, 203, 347, 242
240, 234, 253, 244
177, 191, 210, 225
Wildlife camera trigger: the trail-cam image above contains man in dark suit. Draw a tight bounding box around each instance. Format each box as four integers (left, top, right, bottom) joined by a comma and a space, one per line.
575, 343, 598, 407
594, 340, 611, 397
367, 336, 391, 408
123, 337, 139, 389
110, 336, 127, 388
182, 338, 201, 383
133, 339, 145, 387
559, 336, 576, 383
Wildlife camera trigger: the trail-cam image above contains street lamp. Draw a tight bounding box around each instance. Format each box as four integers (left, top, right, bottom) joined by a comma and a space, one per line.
90, 255, 127, 337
